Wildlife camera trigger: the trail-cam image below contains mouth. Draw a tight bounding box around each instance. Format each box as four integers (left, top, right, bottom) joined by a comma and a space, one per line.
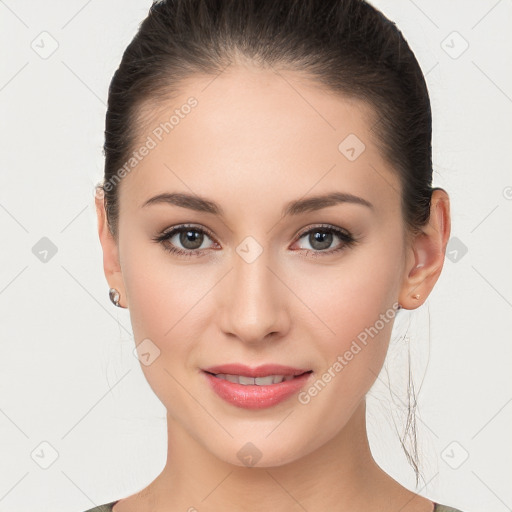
201, 364, 314, 409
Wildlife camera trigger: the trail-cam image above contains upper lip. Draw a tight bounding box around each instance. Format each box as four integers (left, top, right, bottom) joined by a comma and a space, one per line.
202, 364, 312, 378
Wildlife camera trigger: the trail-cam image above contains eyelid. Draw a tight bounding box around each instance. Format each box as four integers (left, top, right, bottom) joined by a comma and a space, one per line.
295, 223, 352, 239
160, 223, 217, 241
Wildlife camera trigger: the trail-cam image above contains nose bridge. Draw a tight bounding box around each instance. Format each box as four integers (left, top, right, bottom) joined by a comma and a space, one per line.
219, 238, 287, 343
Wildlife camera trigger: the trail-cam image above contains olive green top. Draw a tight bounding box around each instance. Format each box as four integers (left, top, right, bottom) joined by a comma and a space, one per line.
81, 500, 466, 511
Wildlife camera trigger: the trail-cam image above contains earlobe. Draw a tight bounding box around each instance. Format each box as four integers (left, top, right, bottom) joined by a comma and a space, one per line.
398, 189, 451, 310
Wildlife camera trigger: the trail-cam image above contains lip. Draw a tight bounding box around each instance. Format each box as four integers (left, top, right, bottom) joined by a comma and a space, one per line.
201, 364, 313, 410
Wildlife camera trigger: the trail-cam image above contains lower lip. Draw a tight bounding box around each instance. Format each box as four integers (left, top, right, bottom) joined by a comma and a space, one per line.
202, 371, 313, 409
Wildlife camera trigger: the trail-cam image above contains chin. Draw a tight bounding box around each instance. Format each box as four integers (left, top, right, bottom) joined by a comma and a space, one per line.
199, 427, 319, 469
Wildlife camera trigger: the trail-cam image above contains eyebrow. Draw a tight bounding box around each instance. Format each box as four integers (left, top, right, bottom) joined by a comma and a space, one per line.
141, 191, 373, 216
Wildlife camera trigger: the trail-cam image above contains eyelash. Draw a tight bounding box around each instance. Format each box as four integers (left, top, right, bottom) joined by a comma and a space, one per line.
152, 223, 357, 258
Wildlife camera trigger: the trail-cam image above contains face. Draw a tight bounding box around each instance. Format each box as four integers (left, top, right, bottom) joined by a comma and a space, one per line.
110, 66, 411, 467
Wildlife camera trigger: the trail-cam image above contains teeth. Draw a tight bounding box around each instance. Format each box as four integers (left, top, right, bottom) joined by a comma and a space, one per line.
239, 375, 255, 385
255, 376, 275, 385
214, 374, 296, 385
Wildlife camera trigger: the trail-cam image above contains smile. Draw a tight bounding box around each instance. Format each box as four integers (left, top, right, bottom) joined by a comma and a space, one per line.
202, 368, 314, 409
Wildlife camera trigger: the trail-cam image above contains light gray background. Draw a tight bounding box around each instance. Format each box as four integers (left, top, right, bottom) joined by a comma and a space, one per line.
0, 1, 511, 511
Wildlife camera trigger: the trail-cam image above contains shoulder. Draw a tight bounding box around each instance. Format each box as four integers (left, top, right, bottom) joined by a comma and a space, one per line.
80, 501, 119, 512
434, 503, 467, 512
81, 500, 467, 512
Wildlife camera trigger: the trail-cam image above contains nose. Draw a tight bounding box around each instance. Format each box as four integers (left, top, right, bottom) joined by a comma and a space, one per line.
217, 247, 290, 346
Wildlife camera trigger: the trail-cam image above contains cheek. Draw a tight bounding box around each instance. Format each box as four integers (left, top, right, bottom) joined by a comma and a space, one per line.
291, 233, 402, 391
122, 262, 171, 343
295, 236, 401, 342
120, 248, 210, 414
120, 233, 208, 341
120, 243, 220, 396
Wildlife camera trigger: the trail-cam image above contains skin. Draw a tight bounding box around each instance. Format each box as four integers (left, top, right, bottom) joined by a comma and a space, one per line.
95, 63, 450, 512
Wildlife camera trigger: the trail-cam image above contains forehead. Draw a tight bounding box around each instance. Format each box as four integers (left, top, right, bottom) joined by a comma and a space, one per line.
119, 66, 401, 218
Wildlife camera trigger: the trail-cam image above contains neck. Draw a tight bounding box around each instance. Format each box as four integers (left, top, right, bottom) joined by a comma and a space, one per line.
145, 399, 410, 512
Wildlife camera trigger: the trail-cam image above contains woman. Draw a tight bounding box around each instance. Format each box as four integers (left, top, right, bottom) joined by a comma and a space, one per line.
87, 0, 461, 510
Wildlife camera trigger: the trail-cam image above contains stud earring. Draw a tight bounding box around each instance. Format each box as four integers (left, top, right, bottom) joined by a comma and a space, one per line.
109, 287, 122, 308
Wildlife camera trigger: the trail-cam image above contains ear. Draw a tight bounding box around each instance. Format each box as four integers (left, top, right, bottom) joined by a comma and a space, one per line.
398, 188, 451, 310
95, 186, 127, 308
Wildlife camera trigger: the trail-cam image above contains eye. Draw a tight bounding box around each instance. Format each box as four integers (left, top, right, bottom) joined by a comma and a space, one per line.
152, 224, 218, 257
152, 223, 357, 258
293, 224, 356, 256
